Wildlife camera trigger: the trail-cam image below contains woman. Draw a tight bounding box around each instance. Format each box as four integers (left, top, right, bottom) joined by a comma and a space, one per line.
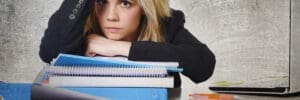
39, 0, 215, 87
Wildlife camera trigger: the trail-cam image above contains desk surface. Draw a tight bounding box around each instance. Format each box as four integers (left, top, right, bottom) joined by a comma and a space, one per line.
178, 78, 300, 100
1, 83, 300, 100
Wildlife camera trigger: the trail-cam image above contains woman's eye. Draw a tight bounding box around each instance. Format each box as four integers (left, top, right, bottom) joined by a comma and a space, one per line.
97, 0, 107, 6
120, 1, 132, 8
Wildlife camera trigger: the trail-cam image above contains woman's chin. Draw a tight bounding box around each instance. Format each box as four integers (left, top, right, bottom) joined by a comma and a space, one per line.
106, 36, 123, 41
105, 34, 133, 41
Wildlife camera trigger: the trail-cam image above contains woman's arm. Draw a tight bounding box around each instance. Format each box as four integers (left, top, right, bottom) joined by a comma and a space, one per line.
39, 0, 94, 63
129, 32, 215, 83
85, 34, 131, 57
128, 10, 216, 83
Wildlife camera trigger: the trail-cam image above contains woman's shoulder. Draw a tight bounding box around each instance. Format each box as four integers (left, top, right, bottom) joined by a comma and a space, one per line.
164, 9, 186, 27
163, 9, 188, 42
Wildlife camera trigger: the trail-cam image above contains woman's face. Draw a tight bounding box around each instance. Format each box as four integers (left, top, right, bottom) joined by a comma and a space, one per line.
96, 0, 143, 41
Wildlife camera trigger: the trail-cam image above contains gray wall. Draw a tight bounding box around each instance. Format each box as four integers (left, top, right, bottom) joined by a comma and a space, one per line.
0, 0, 63, 82
170, 0, 290, 98
171, 0, 290, 83
0, 0, 291, 99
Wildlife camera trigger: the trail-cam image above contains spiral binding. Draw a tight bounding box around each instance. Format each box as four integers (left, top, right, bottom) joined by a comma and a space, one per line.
45, 66, 168, 78
57, 63, 164, 68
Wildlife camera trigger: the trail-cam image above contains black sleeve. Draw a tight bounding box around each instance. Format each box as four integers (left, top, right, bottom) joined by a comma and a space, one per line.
39, 0, 94, 63
128, 11, 216, 83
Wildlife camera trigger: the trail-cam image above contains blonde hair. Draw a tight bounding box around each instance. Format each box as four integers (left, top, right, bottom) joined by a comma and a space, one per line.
84, 0, 171, 42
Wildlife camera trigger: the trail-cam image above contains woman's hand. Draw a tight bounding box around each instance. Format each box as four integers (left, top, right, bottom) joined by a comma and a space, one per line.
85, 34, 131, 57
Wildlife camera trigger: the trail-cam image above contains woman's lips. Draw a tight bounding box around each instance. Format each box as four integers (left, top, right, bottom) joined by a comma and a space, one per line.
105, 27, 121, 33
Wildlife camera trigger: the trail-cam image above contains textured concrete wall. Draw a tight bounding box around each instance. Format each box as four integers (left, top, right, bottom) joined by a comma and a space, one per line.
169, 0, 290, 99
0, 0, 63, 82
0, 0, 291, 99
170, 0, 290, 99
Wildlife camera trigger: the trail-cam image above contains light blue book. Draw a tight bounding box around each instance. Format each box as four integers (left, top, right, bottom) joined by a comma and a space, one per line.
64, 87, 168, 100
0, 83, 31, 100
0, 83, 167, 100
53, 53, 183, 72
33, 84, 168, 100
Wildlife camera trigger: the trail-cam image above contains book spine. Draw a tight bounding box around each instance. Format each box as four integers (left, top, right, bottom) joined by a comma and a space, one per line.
49, 76, 174, 88
46, 66, 168, 77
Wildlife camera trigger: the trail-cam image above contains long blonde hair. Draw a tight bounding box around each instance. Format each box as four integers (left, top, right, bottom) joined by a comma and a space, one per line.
84, 0, 171, 42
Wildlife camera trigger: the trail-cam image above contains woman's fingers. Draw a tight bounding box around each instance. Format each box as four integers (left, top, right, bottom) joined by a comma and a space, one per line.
85, 52, 96, 57
85, 50, 96, 57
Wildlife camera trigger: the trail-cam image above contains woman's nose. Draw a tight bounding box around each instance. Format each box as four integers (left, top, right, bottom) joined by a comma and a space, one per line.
107, 7, 119, 22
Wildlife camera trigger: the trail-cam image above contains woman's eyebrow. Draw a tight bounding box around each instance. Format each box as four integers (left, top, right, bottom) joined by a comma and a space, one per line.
120, 0, 134, 3
97, 0, 108, 4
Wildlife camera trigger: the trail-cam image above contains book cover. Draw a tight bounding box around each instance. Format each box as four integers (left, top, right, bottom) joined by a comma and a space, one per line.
31, 84, 167, 100
0, 83, 31, 100
0, 83, 168, 100
53, 53, 183, 72
64, 87, 168, 100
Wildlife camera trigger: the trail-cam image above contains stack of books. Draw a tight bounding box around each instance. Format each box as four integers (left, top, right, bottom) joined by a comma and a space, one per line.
35, 53, 182, 100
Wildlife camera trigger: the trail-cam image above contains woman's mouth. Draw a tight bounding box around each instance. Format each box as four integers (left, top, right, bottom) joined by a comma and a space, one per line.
105, 27, 122, 33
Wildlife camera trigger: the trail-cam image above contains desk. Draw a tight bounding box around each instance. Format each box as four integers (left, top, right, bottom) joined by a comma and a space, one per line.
1, 83, 300, 100
179, 78, 300, 100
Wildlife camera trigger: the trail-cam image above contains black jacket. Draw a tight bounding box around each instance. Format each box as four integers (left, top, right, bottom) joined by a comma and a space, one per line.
39, 0, 215, 87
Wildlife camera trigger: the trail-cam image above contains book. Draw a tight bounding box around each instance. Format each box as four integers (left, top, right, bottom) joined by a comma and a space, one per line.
0, 83, 31, 100
43, 65, 174, 88
48, 76, 174, 88
64, 87, 167, 100
37, 66, 174, 88
52, 53, 183, 72
1, 83, 168, 100
33, 53, 177, 100
45, 66, 168, 77
35, 53, 180, 88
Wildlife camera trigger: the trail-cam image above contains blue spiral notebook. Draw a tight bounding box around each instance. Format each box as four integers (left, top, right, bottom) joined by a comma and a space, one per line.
53, 53, 183, 72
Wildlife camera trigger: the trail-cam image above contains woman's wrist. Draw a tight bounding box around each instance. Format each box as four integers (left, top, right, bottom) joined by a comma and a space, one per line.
114, 41, 132, 57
